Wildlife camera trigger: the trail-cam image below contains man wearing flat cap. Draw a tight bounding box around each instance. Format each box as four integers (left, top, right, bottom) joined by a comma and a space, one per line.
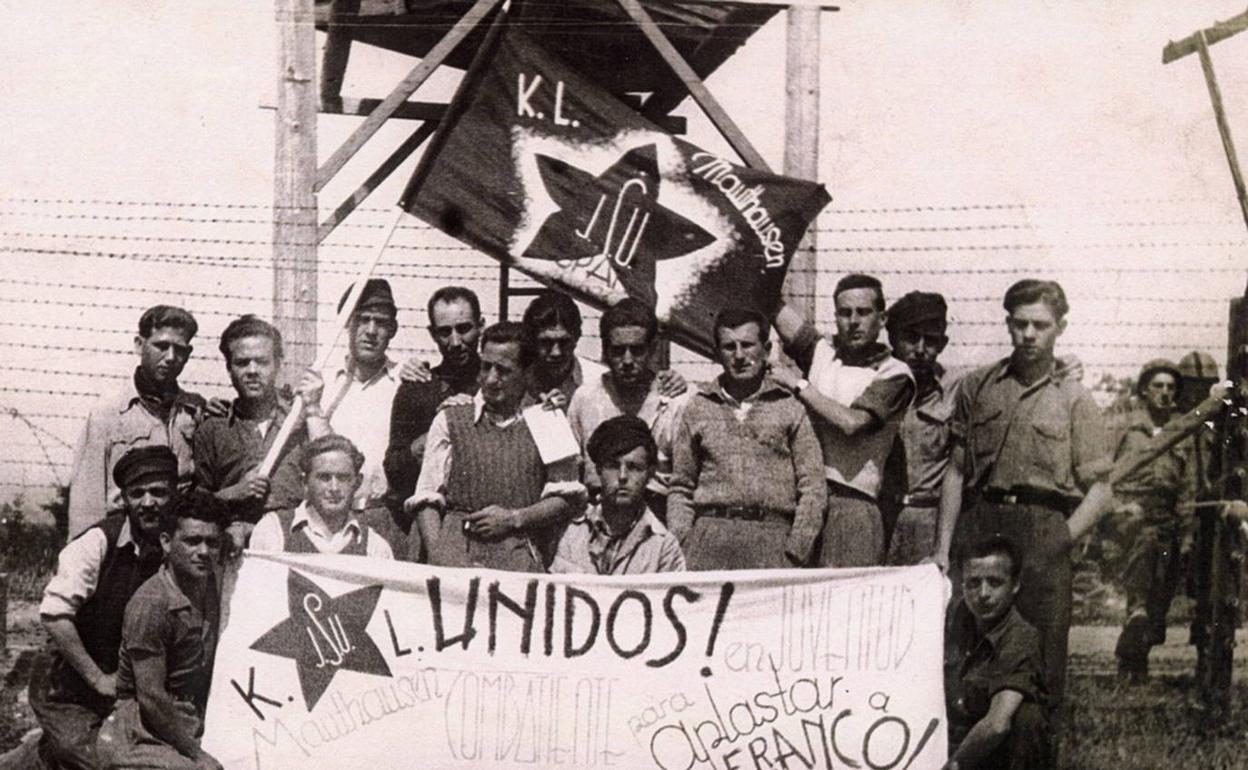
30, 446, 177, 770
550, 415, 685, 575
881, 292, 957, 565
1112, 358, 1191, 682
300, 279, 404, 533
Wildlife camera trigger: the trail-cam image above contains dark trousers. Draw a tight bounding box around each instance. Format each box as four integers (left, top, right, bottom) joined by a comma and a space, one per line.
886, 505, 939, 565
426, 510, 543, 572
953, 501, 1072, 708
28, 652, 110, 770
1115, 502, 1182, 670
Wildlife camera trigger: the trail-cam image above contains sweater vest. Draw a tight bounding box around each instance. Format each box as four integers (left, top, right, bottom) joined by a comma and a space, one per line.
808, 345, 914, 499
273, 508, 370, 555
50, 513, 161, 706
444, 404, 545, 512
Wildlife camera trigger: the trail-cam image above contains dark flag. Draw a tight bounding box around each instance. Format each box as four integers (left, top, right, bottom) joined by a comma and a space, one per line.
400, 26, 830, 355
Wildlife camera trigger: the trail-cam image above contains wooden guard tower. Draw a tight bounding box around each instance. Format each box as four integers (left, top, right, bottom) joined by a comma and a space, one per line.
272, 0, 837, 377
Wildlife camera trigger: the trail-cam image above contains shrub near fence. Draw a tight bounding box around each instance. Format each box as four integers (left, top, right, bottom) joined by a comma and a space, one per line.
0, 496, 61, 602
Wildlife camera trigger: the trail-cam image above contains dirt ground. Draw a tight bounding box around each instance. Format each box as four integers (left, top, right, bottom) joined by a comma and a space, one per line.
3, 600, 1247, 767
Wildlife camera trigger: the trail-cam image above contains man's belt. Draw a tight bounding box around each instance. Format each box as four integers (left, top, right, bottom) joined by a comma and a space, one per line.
981, 486, 1078, 516
696, 504, 790, 522
886, 493, 941, 509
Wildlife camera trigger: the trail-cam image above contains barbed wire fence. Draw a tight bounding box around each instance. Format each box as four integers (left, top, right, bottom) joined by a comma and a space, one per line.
1, 194, 1243, 500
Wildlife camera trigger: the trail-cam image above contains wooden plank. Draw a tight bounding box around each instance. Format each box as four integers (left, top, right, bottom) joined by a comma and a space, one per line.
321, 0, 361, 101
616, 0, 772, 170
1162, 9, 1248, 64
1195, 33, 1248, 240
782, 5, 820, 321
273, 0, 320, 381
319, 122, 437, 243
322, 96, 448, 121
315, 0, 502, 191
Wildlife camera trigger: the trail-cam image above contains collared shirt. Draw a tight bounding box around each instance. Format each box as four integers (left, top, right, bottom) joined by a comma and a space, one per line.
1112, 408, 1189, 498
248, 502, 394, 558
946, 603, 1047, 740
667, 377, 826, 563
784, 324, 915, 498
526, 356, 608, 404
566, 371, 692, 496
40, 517, 159, 619
408, 392, 586, 511
192, 398, 304, 524
897, 370, 960, 500
384, 358, 480, 502
549, 505, 686, 575
115, 565, 219, 714
952, 357, 1111, 496
322, 357, 401, 509
67, 381, 203, 538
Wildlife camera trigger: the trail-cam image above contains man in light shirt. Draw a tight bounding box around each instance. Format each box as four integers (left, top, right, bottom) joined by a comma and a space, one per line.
249, 435, 395, 558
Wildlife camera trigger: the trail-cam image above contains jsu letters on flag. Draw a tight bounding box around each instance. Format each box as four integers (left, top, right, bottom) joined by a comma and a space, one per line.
202, 554, 948, 769
399, 27, 830, 355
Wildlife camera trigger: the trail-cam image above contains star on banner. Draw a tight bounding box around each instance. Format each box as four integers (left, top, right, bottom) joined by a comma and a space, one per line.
250, 570, 391, 710
522, 143, 714, 305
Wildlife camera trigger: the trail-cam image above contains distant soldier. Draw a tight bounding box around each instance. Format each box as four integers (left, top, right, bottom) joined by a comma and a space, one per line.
668, 308, 826, 569
936, 279, 1114, 709
566, 297, 691, 519
68, 306, 204, 538
770, 274, 915, 567
1112, 359, 1188, 682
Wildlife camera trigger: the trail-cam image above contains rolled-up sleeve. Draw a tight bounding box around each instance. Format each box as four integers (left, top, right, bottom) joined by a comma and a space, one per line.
851, 375, 915, 426
40, 529, 109, 619
1071, 391, 1112, 491
407, 410, 452, 511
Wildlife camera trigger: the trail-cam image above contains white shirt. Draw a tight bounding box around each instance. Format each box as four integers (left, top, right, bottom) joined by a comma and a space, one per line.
322, 357, 401, 509
41, 518, 138, 618
249, 502, 394, 558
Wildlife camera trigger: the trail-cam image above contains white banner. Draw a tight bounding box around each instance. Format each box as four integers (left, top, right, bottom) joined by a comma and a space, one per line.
203, 553, 949, 770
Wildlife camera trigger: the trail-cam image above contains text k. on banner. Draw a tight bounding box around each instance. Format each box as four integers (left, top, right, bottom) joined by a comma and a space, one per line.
398, 27, 830, 357
203, 553, 948, 769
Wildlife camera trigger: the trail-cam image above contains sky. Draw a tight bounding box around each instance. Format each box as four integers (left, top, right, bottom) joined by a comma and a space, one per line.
1, 1, 1246, 498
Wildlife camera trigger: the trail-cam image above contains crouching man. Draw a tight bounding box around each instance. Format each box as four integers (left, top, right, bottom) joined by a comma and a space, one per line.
550, 415, 685, 574
96, 491, 225, 770
944, 535, 1051, 770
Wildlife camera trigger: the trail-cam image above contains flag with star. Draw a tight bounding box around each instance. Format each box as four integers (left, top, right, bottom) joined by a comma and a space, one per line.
399, 26, 830, 356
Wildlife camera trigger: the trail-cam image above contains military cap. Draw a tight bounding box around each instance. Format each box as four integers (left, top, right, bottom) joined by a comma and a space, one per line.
1136, 358, 1182, 397
1178, 351, 1219, 381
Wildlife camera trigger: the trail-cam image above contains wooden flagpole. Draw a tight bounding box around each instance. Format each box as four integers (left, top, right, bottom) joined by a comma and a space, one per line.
257, 209, 406, 478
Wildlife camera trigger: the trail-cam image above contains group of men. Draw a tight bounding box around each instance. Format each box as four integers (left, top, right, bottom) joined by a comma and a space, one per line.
19, 270, 1216, 770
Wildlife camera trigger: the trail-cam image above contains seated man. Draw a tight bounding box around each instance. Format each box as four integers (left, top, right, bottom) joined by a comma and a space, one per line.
249, 435, 395, 558
407, 321, 586, 571
944, 535, 1051, 770
668, 308, 826, 570
96, 491, 226, 770
550, 415, 686, 575
30, 447, 176, 770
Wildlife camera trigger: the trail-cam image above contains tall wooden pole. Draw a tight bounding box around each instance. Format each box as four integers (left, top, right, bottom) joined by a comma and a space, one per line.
783, 6, 820, 321
274, 0, 319, 383
1195, 33, 1248, 241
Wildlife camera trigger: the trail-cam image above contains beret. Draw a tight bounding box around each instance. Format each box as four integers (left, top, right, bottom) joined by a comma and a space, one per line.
586, 415, 656, 467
